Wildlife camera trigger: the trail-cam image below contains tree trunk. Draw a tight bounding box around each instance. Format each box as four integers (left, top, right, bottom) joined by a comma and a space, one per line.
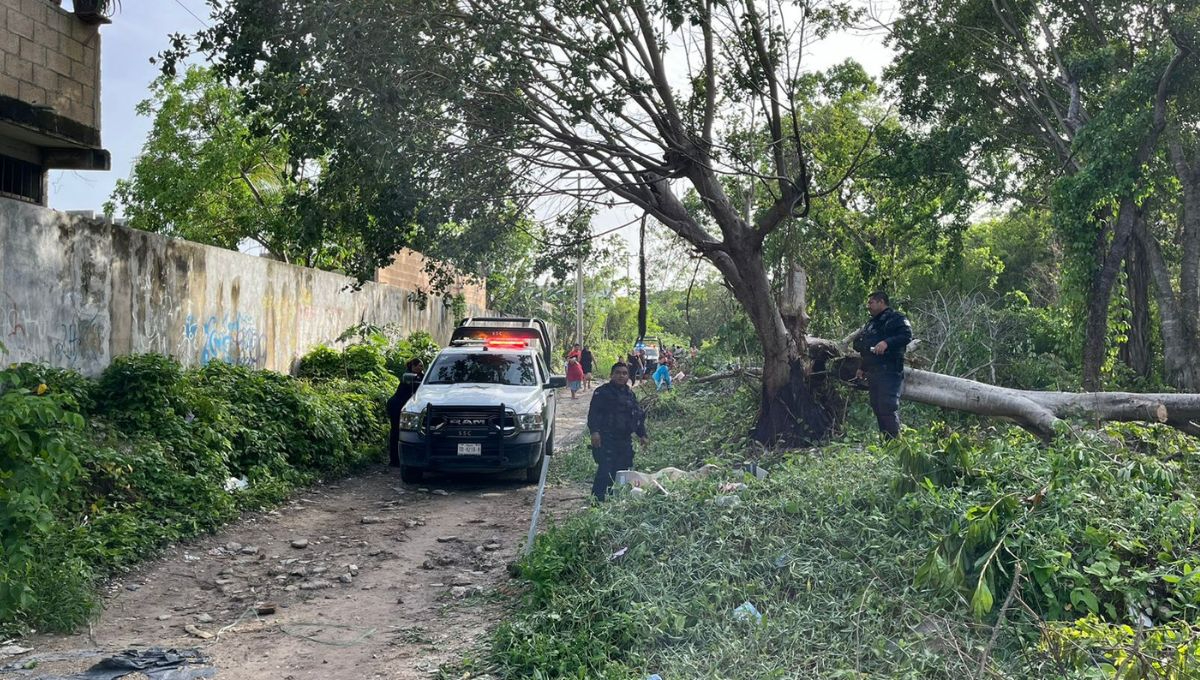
900, 367, 1200, 439
1136, 217, 1200, 391
1080, 47, 1188, 391
1081, 200, 1137, 390
723, 243, 832, 446
779, 264, 809, 342
1119, 233, 1152, 379
1167, 126, 1200, 352
709, 348, 1200, 440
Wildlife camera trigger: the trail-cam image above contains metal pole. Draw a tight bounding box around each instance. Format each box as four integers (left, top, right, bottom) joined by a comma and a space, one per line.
524, 441, 554, 556
575, 255, 584, 344
575, 174, 585, 345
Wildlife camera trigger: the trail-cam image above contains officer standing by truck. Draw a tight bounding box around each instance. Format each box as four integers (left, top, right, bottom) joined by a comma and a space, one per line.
387, 358, 426, 467
853, 292, 913, 439
587, 362, 648, 500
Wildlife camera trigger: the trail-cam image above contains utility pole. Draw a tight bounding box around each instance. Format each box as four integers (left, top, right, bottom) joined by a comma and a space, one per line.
575, 255, 584, 344
574, 175, 584, 345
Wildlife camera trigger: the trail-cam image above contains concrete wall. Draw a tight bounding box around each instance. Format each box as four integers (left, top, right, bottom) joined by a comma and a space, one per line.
0, 199, 491, 375
0, 0, 100, 132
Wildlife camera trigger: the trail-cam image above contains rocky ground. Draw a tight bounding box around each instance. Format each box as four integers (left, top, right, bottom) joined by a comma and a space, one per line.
1, 390, 595, 680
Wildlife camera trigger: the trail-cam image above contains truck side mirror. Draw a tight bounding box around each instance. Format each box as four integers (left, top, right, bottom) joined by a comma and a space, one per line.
546, 376, 567, 389
402, 372, 422, 385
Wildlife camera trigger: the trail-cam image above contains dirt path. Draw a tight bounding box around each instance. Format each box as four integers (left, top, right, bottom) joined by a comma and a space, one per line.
3, 389, 597, 680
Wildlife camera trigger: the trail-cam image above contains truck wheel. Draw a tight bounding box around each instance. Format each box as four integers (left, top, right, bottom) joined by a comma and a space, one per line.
400, 466, 424, 484
525, 429, 553, 483
524, 457, 542, 483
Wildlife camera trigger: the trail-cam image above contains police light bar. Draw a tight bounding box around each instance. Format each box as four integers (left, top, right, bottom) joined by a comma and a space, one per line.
485, 338, 529, 349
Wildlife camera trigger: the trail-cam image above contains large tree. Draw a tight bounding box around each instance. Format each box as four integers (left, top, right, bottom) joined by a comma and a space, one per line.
886, 0, 1198, 390
171, 0, 872, 443
170, 1, 1200, 441
107, 67, 322, 265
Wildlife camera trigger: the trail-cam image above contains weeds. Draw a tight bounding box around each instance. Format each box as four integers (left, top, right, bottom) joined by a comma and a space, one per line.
486, 379, 1200, 678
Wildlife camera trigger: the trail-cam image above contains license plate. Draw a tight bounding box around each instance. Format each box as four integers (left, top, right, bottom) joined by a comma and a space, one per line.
457, 443, 482, 456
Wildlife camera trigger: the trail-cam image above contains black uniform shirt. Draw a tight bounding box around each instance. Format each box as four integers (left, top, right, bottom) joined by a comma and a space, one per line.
587, 382, 647, 439
854, 308, 913, 373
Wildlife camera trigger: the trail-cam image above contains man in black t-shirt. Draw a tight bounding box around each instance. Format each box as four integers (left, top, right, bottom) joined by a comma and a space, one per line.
580, 346, 595, 389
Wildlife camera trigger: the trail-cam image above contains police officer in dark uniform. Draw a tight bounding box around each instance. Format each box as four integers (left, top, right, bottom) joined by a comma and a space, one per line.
386, 358, 425, 467
853, 292, 913, 438
587, 362, 648, 500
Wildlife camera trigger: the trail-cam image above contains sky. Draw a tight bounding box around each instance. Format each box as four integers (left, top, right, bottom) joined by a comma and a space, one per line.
47, 1, 896, 253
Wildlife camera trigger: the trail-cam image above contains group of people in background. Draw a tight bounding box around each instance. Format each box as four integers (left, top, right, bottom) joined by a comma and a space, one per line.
564, 343, 595, 399
564, 341, 699, 396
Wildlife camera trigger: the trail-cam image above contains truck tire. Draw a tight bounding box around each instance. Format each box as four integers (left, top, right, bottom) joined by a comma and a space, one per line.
400, 466, 424, 484
525, 428, 553, 483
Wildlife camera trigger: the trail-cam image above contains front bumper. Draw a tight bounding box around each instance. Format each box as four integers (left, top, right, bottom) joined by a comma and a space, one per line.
399, 430, 544, 473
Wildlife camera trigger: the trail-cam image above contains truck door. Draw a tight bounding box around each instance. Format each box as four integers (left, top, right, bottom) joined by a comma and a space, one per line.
537, 354, 555, 430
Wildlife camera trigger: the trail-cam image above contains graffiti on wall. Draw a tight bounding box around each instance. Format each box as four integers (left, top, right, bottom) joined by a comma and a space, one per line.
1, 293, 103, 368
183, 312, 266, 367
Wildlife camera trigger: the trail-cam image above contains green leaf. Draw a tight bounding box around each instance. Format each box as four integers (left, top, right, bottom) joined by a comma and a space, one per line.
971, 579, 994, 618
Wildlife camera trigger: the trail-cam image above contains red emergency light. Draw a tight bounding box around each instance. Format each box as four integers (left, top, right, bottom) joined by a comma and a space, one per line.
485, 338, 529, 349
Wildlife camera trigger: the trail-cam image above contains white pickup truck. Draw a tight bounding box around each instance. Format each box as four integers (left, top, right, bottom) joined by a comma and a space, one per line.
396, 318, 565, 483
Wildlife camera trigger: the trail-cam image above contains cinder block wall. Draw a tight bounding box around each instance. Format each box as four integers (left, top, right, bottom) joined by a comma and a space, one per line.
375, 249, 488, 310
0, 0, 101, 132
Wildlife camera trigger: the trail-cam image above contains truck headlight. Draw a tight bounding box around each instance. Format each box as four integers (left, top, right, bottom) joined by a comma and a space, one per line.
516, 412, 544, 431
399, 410, 422, 431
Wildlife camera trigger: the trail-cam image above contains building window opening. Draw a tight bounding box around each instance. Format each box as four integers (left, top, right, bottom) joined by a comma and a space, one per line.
0, 154, 44, 204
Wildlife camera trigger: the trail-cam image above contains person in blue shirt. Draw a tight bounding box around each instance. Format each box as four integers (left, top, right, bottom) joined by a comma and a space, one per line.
653, 359, 672, 391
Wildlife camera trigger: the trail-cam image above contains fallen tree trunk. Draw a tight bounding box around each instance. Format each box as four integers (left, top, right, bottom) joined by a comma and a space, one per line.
902, 368, 1200, 439
693, 367, 763, 383
691, 338, 1200, 438
688, 337, 1200, 439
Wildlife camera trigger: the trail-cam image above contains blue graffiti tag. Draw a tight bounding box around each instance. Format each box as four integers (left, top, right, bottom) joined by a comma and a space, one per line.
196, 313, 265, 367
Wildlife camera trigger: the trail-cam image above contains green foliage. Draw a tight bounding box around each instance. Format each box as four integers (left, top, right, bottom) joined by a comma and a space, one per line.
1043, 615, 1200, 678
492, 383, 1200, 678
0, 355, 389, 635
0, 362, 96, 412
106, 66, 358, 269
385, 330, 440, 375
0, 371, 86, 625
302, 326, 439, 383
295, 344, 344, 381
899, 423, 1200, 630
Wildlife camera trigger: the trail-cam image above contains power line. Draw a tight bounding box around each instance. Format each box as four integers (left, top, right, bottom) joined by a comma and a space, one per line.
173, 0, 208, 28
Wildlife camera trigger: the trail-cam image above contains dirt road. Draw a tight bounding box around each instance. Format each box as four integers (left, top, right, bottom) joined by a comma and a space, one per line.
3, 390, 596, 680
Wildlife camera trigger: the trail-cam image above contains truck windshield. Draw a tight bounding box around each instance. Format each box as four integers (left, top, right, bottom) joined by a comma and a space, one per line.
425, 353, 538, 386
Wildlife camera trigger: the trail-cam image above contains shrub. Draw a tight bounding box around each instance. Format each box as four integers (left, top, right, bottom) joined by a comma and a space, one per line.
296, 344, 346, 380
0, 371, 87, 629
0, 353, 391, 636
0, 363, 95, 412
384, 330, 440, 375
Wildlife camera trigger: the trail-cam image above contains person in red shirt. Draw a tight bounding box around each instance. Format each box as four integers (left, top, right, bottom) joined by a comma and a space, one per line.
566, 355, 585, 399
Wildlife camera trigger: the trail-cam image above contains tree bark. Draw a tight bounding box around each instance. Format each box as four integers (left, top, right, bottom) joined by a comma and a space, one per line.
1136, 216, 1200, 391
1081, 201, 1137, 390
722, 241, 832, 446
1167, 125, 1200, 345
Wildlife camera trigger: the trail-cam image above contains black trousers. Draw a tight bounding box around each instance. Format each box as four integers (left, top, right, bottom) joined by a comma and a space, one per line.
386, 394, 403, 467
591, 436, 635, 500
868, 369, 905, 438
